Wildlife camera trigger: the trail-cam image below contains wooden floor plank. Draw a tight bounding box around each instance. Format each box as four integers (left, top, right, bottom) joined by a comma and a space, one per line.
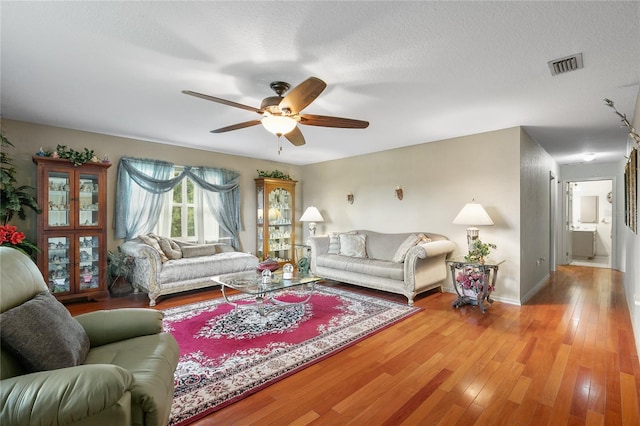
63, 265, 640, 425
540, 343, 571, 405
620, 372, 640, 425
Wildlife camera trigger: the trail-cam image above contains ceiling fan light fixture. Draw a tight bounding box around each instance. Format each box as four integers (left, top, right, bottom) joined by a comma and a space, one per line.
261, 114, 297, 136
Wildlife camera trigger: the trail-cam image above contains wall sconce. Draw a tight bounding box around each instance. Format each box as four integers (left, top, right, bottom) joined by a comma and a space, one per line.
395, 186, 403, 200
347, 193, 354, 204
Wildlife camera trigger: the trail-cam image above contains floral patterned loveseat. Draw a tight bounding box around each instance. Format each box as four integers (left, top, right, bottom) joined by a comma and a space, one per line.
120, 234, 258, 306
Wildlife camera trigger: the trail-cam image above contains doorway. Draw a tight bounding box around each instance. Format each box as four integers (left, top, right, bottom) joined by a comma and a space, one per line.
566, 179, 613, 268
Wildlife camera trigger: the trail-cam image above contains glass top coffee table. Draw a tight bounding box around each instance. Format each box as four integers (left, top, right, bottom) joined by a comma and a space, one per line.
211, 271, 323, 317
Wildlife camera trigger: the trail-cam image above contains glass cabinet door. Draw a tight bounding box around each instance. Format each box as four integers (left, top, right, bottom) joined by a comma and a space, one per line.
267, 187, 292, 262
78, 235, 101, 290
46, 236, 71, 293
47, 171, 71, 228
256, 186, 265, 259
78, 173, 100, 227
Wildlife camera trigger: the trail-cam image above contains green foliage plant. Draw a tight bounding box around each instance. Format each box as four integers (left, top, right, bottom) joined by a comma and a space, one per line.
1, 133, 41, 224
464, 239, 496, 264
256, 169, 293, 180
55, 144, 95, 166
107, 248, 134, 284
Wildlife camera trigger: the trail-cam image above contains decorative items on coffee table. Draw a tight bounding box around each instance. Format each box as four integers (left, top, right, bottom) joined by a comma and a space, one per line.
212, 270, 322, 318
257, 257, 280, 272
33, 155, 111, 302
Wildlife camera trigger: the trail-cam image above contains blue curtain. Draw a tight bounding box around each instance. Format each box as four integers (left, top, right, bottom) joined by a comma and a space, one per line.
114, 157, 242, 249
114, 158, 175, 240
190, 167, 241, 250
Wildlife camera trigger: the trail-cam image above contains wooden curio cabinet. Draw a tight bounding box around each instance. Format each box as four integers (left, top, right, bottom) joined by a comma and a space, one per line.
255, 178, 297, 263
33, 156, 111, 302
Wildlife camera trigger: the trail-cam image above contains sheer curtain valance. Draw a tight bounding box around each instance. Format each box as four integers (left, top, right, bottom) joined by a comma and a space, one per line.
114, 157, 242, 248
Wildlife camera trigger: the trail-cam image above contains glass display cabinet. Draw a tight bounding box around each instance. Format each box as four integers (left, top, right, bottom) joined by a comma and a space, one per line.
33, 156, 111, 302
255, 178, 297, 263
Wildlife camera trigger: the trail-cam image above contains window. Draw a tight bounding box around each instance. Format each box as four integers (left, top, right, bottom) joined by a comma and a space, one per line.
155, 167, 221, 243
114, 157, 240, 247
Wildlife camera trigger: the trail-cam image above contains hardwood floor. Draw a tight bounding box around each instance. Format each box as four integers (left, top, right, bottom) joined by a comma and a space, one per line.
66, 265, 640, 425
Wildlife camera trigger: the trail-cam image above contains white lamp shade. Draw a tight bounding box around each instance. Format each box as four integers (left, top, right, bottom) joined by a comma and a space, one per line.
453, 202, 494, 226
300, 206, 324, 222
261, 114, 297, 136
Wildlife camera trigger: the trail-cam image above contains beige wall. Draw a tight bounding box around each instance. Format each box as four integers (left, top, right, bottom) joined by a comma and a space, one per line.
2, 119, 303, 254
301, 127, 523, 304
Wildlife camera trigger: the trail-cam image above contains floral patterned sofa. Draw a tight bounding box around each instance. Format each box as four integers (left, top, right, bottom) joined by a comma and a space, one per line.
120, 234, 258, 306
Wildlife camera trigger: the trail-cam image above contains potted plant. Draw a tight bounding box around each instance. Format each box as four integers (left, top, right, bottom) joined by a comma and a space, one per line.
464, 239, 496, 264
107, 248, 134, 296
0, 132, 41, 258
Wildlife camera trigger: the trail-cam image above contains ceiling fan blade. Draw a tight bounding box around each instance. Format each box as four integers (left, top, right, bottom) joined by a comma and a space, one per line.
284, 126, 306, 146
279, 77, 327, 113
182, 90, 262, 113
211, 120, 262, 133
298, 114, 369, 129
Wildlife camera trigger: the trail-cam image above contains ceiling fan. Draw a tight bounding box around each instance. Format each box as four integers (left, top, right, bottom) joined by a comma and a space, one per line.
182, 77, 369, 147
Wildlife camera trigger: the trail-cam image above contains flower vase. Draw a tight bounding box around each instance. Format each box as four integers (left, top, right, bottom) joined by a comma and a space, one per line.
463, 288, 476, 297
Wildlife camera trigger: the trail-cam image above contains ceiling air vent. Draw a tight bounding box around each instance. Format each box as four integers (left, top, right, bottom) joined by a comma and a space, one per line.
548, 53, 583, 76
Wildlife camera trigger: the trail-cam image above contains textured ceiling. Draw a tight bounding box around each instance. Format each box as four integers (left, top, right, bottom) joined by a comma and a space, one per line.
1, 1, 639, 166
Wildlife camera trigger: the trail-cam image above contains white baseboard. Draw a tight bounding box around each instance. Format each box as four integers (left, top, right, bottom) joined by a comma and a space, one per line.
520, 273, 550, 304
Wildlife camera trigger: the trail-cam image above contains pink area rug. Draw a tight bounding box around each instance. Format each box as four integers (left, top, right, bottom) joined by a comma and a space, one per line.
163, 284, 420, 425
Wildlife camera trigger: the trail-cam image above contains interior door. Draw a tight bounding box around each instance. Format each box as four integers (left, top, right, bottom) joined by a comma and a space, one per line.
564, 181, 573, 263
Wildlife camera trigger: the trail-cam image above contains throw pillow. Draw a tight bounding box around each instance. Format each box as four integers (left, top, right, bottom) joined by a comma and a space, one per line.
138, 234, 169, 262
181, 244, 219, 258
157, 237, 182, 260
328, 231, 356, 254
392, 234, 421, 263
328, 232, 341, 254
0, 291, 90, 373
215, 243, 235, 253
417, 233, 432, 243
339, 233, 367, 258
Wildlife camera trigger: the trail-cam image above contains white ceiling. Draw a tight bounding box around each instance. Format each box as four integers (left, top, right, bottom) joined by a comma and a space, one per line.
1, 1, 639, 166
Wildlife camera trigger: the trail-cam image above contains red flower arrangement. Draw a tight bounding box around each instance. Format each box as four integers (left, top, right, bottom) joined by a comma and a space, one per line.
0, 224, 38, 256
0, 225, 25, 245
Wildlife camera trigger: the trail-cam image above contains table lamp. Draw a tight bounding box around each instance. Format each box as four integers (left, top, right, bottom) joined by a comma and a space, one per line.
300, 206, 324, 237
452, 200, 494, 252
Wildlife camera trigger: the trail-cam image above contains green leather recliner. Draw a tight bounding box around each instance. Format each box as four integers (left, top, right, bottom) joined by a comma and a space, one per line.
0, 247, 180, 425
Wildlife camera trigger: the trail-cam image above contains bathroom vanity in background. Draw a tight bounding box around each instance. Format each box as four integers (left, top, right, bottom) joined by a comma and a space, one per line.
572, 229, 597, 259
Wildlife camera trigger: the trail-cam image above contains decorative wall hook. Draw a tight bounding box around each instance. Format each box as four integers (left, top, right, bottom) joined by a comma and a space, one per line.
395, 186, 403, 200
347, 193, 354, 204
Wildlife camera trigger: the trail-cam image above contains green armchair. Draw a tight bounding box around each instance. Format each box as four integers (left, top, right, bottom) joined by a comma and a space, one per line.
0, 247, 180, 425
